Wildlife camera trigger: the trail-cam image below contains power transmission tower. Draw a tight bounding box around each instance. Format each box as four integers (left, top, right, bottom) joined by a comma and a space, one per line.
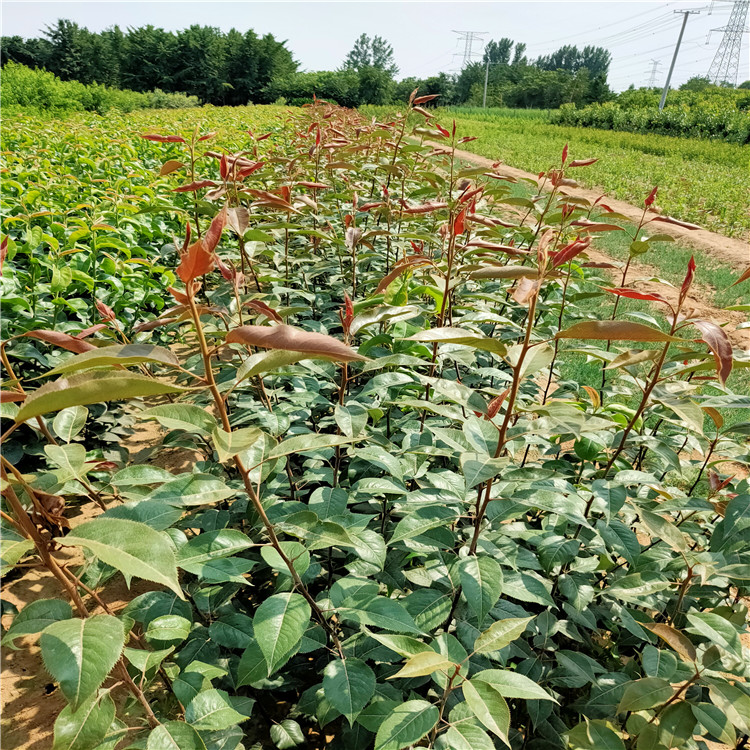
707, 0, 749, 86
647, 59, 661, 87
452, 31, 487, 68
659, 9, 701, 110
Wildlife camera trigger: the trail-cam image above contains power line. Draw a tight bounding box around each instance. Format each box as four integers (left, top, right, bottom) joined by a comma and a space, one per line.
660, 9, 701, 110
707, 0, 749, 85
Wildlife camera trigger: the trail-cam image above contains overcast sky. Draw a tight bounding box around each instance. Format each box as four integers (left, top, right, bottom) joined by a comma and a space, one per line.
2, 1, 748, 91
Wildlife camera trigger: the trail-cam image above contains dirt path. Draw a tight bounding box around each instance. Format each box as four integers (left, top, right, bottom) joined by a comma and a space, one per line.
426, 141, 750, 273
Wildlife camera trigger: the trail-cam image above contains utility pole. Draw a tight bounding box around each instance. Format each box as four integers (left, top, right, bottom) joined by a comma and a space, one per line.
659, 9, 701, 110
647, 59, 661, 87
483, 59, 490, 107
707, 0, 749, 86
453, 31, 488, 68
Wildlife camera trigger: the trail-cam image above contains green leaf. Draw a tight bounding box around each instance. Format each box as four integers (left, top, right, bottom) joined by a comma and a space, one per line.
685, 612, 742, 658
40, 615, 125, 710
144, 474, 235, 507
208, 613, 254, 650
556, 320, 680, 343
147, 721, 207, 750
143, 404, 219, 436
237, 640, 267, 687
617, 677, 673, 712
462, 679, 510, 742
253, 593, 311, 675
389, 506, 458, 544
261, 541, 310, 576
212, 426, 262, 462
56, 518, 183, 598
407, 327, 507, 355
183, 688, 250, 731
45, 443, 88, 480
566, 719, 625, 750
460, 453, 506, 488
2, 599, 73, 649
323, 657, 376, 725
270, 719, 305, 749
374, 700, 439, 750
123, 646, 174, 675
459, 556, 503, 626
658, 701, 695, 749
265, 433, 354, 462
53, 691, 115, 750
335, 402, 369, 437
41, 344, 179, 378
441, 721, 495, 750
16, 371, 189, 422
473, 669, 557, 701
708, 681, 750, 734
1, 528, 34, 575
340, 597, 423, 634
111, 465, 176, 487
145, 615, 191, 646
235, 349, 305, 385
390, 651, 455, 679
692, 702, 735, 746
177, 529, 253, 567
53, 406, 88, 442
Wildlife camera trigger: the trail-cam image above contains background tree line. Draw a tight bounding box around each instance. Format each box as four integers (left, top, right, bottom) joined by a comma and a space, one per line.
2, 21, 615, 108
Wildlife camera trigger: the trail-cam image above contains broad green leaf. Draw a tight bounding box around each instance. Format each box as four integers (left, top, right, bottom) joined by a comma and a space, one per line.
323, 657, 376, 725
16, 371, 188, 422
45, 443, 88, 479
40, 615, 125, 710
407, 327, 507, 355
183, 688, 251, 731
123, 646, 174, 674
692, 702, 735, 746
53, 691, 115, 750
685, 612, 742, 658
237, 640, 267, 687
147, 721, 207, 750
367, 632, 431, 658
460, 453, 506, 488
265, 433, 354, 462
473, 669, 557, 701
459, 556, 503, 626
374, 700, 438, 750
211, 426, 262, 462
639, 509, 688, 553
235, 349, 304, 384
53, 406, 88, 442
144, 474, 235, 507
441, 721, 495, 750
111, 465, 175, 487
208, 613, 254, 650
145, 615, 191, 646
617, 677, 673, 712
389, 506, 457, 545
56, 518, 183, 598
41, 344, 179, 377
390, 651, 455, 679
462, 679, 510, 742
335, 402, 369, 438
253, 593, 311, 675
556, 321, 680, 343
270, 719, 305, 749
708, 682, 750, 734
261, 541, 310, 576
1, 528, 34, 575
566, 719, 625, 750
2, 599, 73, 649
340, 597, 423, 634
142, 404, 218, 436
103, 500, 182, 531
177, 529, 253, 567
658, 701, 695, 749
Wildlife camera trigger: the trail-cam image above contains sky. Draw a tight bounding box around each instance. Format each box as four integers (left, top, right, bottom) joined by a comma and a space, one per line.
2, 0, 748, 91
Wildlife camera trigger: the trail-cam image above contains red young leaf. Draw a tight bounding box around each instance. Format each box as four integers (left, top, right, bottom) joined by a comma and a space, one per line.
177, 239, 215, 284
220, 153, 229, 181
569, 158, 598, 167
486, 388, 510, 420
95, 299, 116, 322
605, 287, 674, 311
453, 207, 467, 237
680, 255, 696, 303
1, 391, 26, 403
375, 256, 433, 294
142, 134, 186, 143
23, 330, 96, 354
226, 324, 366, 362
160, 160, 184, 176
691, 319, 733, 386
168, 286, 190, 305
245, 300, 283, 324
173, 180, 218, 193
551, 237, 591, 268
435, 123, 450, 138
651, 215, 702, 230
197, 131, 218, 141
645, 186, 658, 207
561, 143, 569, 165
215, 255, 235, 282
731, 265, 750, 287
413, 94, 440, 105
203, 206, 227, 254
571, 221, 624, 233
0, 235, 7, 274
75, 324, 107, 339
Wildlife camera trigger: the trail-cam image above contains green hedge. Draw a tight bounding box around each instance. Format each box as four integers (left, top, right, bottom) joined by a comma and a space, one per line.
1, 62, 199, 113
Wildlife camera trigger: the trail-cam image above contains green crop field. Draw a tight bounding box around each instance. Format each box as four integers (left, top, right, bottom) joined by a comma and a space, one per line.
2, 103, 750, 750
434, 107, 750, 240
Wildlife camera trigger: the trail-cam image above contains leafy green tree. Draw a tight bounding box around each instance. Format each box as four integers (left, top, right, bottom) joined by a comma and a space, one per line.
172, 25, 227, 104
343, 33, 398, 76
120, 25, 178, 92
483, 38, 514, 65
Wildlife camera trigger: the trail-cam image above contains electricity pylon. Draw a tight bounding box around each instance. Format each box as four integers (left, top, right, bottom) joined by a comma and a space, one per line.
453, 31, 488, 68
707, 0, 749, 86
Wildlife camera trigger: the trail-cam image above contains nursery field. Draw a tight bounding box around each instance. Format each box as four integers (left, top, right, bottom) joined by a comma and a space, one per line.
436, 107, 750, 240
2, 101, 750, 750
